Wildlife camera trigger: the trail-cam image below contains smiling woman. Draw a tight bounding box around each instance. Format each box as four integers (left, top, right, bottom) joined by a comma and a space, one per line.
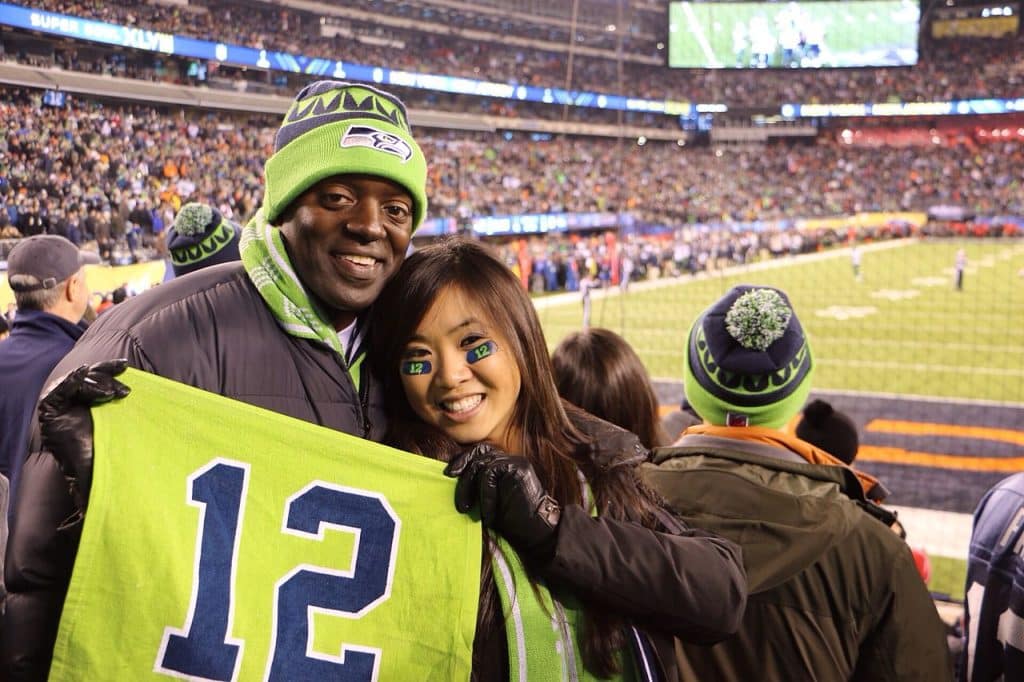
398, 286, 522, 450
369, 236, 747, 682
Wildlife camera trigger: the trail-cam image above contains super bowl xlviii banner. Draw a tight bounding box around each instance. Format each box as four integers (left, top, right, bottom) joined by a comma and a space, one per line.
50, 369, 480, 681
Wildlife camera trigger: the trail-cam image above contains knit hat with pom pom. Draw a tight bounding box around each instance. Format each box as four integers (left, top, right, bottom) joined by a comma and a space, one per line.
167, 203, 242, 277
683, 285, 813, 428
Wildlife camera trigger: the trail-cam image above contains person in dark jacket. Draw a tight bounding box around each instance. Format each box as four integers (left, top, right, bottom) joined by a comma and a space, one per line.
0, 235, 98, 492
960, 472, 1024, 682
642, 284, 953, 681
369, 238, 747, 681
2, 80, 429, 679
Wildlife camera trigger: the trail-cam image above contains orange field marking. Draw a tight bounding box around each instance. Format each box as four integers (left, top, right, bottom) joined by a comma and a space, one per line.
866, 419, 1024, 447
857, 445, 1024, 473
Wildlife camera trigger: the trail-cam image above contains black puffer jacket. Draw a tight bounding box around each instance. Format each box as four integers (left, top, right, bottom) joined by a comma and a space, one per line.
49, 262, 387, 439
3, 262, 386, 679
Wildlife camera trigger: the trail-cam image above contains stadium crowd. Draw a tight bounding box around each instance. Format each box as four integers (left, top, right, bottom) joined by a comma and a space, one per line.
2, 86, 1022, 266
8, 0, 1024, 106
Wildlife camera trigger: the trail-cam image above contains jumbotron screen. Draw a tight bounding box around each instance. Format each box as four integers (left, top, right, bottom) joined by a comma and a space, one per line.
667, 0, 920, 69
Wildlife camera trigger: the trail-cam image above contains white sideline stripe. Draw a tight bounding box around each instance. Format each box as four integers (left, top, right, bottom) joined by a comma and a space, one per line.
531, 238, 917, 310
681, 2, 720, 67
649, 381, 1024, 409
643, 349, 1024, 377
805, 388, 1024, 409
890, 505, 972, 561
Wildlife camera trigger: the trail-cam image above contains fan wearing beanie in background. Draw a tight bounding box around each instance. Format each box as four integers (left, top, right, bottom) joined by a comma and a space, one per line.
3, 81, 429, 678
165, 202, 242, 278
642, 284, 953, 681
796, 398, 860, 465
796, 399, 938, 587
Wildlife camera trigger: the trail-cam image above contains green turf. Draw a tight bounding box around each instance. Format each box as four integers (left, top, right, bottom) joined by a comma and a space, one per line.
668, 0, 919, 68
537, 239, 1024, 404
929, 555, 967, 602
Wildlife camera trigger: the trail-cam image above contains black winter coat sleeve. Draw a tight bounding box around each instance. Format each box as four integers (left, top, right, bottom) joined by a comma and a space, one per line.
2, 324, 147, 680
2, 449, 82, 681
538, 504, 747, 644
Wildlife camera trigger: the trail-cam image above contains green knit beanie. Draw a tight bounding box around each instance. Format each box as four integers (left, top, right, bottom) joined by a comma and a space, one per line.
263, 81, 428, 229
683, 285, 814, 429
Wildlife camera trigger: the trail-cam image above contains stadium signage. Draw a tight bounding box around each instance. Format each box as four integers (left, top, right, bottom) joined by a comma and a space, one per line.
0, 2, 704, 117
7, 2, 1019, 121
21, 6, 174, 54
784, 99, 1024, 118
470, 212, 622, 237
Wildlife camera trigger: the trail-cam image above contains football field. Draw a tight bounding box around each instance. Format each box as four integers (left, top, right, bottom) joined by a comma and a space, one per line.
537, 238, 1024, 404
536, 237, 1024, 601
668, 0, 919, 68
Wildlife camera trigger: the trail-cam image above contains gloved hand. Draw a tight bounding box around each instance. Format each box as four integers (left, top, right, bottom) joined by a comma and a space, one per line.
445, 444, 561, 560
39, 359, 131, 515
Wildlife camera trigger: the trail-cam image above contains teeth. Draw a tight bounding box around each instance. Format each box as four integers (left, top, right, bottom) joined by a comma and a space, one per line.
442, 395, 482, 413
344, 255, 375, 266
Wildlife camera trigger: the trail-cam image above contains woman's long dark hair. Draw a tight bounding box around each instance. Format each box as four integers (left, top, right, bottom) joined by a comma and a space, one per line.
552, 328, 669, 449
369, 237, 659, 677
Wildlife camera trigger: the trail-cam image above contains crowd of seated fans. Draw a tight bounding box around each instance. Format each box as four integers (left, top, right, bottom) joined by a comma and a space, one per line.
10, 0, 1024, 107
1, 86, 1021, 265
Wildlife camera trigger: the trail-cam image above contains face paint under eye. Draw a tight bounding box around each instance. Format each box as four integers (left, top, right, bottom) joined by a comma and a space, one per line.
467, 340, 498, 364
401, 360, 432, 375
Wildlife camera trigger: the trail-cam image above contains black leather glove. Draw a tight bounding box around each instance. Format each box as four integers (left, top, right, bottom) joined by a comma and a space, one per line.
39, 359, 131, 516
444, 444, 561, 560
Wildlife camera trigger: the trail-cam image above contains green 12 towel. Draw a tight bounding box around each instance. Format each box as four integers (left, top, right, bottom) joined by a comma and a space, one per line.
50, 368, 480, 681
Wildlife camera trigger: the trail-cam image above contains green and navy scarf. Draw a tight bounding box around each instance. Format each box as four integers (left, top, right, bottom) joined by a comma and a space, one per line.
239, 207, 363, 388
492, 483, 655, 681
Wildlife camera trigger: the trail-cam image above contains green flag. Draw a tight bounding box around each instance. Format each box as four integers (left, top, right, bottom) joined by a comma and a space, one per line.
50, 368, 480, 681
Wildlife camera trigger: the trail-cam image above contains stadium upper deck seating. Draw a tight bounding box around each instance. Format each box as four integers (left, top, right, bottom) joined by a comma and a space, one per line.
6, 0, 1023, 107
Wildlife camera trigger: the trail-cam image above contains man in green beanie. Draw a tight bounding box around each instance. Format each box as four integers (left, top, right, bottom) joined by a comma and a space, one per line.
4, 81, 429, 676
642, 284, 953, 681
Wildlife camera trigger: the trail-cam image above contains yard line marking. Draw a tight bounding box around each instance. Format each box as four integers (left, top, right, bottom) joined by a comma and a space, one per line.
857, 445, 1024, 473
681, 2, 721, 67
866, 420, 1024, 446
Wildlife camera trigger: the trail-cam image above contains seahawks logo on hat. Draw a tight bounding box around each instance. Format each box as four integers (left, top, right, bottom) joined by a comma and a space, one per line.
340, 125, 413, 162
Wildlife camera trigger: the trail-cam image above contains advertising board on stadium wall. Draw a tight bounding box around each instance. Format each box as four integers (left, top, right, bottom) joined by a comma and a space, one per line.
471, 212, 625, 237
797, 212, 928, 231
931, 4, 1019, 39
